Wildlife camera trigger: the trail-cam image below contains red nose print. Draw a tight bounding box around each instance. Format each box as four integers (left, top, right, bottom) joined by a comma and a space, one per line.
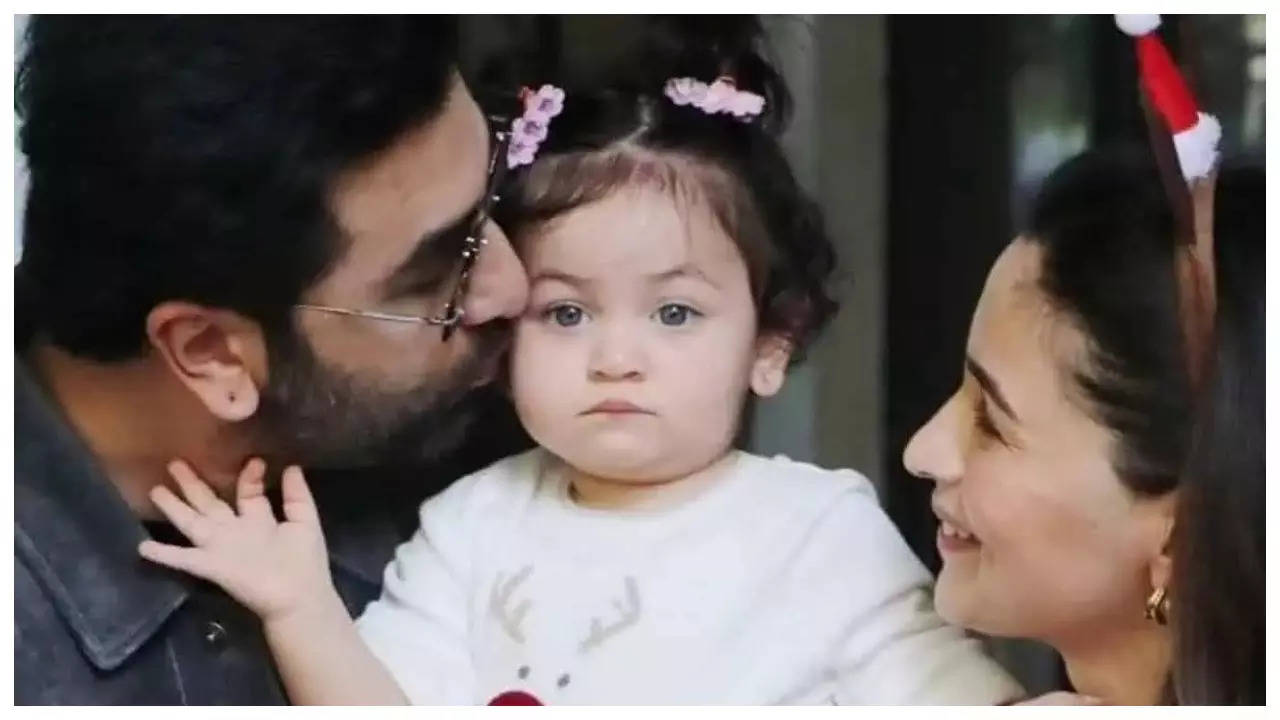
488, 690, 544, 705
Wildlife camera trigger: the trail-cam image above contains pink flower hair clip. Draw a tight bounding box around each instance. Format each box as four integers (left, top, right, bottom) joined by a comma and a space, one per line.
507, 84, 565, 169
663, 75, 765, 122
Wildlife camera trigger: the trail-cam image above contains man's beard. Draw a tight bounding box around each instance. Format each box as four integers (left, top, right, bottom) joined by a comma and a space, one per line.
253, 323, 511, 469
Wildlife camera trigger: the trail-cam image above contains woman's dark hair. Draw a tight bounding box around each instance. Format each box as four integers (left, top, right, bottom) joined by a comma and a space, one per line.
493, 16, 837, 361
1026, 147, 1263, 704
1168, 163, 1264, 705
16, 16, 459, 361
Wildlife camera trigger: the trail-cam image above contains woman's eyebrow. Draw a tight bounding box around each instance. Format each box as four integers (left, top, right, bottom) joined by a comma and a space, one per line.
966, 355, 1020, 422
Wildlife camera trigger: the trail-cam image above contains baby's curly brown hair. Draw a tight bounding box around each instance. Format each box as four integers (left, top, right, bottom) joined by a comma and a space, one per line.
493, 16, 838, 363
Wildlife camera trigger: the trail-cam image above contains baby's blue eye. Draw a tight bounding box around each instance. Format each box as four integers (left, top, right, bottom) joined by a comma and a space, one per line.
544, 304, 585, 327
655, 303, 699, 326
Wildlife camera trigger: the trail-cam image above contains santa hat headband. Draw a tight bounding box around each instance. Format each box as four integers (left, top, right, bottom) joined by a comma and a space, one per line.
1115, 14, 1220, 389
1115, 14, 1221, 181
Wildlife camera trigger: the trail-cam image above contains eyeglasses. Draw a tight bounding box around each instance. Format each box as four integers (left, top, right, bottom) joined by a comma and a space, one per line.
295, 114, 511, 342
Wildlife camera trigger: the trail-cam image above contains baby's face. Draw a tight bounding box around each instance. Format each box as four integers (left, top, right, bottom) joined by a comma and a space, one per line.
510, 185, 785, 482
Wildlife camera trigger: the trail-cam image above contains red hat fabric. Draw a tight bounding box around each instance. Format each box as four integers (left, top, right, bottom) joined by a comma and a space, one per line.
1115, 14, 1221, 180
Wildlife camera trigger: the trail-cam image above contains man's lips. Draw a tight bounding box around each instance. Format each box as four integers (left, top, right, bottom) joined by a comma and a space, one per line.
580, 399, 655, 415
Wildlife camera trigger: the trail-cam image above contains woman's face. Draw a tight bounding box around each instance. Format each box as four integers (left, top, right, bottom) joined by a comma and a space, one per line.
903, 239, 1173, 646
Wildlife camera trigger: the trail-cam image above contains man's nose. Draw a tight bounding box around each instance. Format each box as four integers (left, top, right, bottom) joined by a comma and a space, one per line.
461, 219, 528, 326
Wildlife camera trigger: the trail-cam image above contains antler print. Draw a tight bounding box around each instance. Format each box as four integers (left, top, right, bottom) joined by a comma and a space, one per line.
578, 576, 642, 653
490, 565, 535, 644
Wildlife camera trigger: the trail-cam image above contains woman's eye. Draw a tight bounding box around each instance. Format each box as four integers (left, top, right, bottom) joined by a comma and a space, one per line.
543, 304, 586, 327
654, 303, 700, 326
974, 400, 1010, 448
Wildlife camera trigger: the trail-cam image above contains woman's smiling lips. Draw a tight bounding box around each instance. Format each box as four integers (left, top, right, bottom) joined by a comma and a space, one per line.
932, 500, 982, 554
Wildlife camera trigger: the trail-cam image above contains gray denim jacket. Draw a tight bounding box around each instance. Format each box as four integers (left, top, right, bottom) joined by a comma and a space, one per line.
15, 361, 404, 704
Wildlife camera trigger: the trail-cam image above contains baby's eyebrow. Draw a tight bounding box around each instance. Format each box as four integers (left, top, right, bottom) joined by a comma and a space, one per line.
647, 263, 719, 289
528, 263, 719, 289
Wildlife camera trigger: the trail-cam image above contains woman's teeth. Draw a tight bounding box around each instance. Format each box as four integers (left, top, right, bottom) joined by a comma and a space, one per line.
940, 520, 976, 541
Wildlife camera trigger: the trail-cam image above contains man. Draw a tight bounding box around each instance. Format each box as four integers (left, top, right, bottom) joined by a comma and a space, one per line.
15, 17, 528, 704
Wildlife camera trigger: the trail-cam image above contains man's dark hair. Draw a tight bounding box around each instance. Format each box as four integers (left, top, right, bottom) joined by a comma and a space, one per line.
16, 16, 459, 360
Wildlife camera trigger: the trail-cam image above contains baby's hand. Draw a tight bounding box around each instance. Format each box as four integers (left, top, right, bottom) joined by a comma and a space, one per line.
138, 458, 334, 624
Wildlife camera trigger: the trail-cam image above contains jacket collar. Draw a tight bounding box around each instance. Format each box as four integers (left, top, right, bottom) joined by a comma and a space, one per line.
15, 359, 188, 671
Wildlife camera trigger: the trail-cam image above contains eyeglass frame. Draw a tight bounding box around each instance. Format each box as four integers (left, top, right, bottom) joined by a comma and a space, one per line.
294, 113, 512, 342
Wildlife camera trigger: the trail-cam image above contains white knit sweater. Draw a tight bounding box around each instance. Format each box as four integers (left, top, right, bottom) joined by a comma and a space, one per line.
356, 448, 1022, 705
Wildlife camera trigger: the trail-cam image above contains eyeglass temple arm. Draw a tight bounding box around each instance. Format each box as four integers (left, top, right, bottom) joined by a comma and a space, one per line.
294, 303, 450, 326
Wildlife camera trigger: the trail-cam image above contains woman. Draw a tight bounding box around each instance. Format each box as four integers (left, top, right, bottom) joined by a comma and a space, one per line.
902, 146, 1263, 705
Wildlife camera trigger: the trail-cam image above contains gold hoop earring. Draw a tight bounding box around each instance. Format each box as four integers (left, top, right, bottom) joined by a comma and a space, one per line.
1144, 586, 1171, 625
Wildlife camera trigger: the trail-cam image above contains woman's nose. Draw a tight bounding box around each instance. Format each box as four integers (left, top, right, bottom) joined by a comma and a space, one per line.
903, 394, 966, 486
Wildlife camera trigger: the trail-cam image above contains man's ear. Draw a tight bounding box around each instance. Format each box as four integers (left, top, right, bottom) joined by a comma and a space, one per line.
749, 333, 793, 398
145, 301, 268, 422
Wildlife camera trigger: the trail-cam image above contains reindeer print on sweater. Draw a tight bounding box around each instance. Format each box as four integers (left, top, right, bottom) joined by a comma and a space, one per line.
483, 566, 643, 705
355, 448, 1025, 704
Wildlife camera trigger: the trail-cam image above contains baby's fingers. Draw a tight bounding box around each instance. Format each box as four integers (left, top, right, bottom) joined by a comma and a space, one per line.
235, 458, 274, 525
168, 459, 235, 520
138, 540, 219, 583
280, 466, 321, 527
149, 485, 212, 545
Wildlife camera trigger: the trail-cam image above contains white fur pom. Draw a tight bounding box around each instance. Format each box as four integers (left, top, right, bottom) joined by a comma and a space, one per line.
1115, 14, 1161, 37
1173, 113, 1222, 180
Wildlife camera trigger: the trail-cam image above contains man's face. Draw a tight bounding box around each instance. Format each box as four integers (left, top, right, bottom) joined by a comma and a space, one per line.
257, 76, 529, 468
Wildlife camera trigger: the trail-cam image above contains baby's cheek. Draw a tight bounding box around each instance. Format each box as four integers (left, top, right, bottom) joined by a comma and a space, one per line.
516, 340, 602, 455
510, 334, 566, 422
661, 365, 748, 450
511, 323, 567, 378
